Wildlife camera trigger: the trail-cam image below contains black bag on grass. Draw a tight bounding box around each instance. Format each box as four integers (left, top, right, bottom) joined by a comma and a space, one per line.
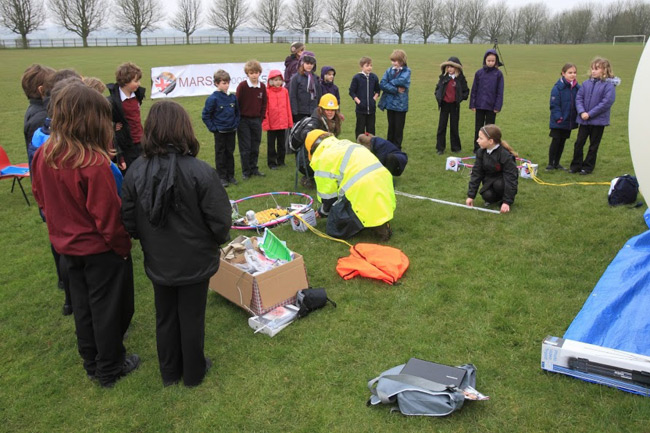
608, 175, 641, 206
296, 288, 336, 318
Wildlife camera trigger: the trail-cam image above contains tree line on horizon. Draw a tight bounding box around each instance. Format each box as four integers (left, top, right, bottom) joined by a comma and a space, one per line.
1, 0, 649, 48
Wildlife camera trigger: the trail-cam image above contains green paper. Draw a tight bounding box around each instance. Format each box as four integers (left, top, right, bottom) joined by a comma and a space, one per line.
260, 229, 292, 261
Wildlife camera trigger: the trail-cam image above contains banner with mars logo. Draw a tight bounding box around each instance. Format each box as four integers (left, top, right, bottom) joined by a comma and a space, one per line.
150, 62, 285, 99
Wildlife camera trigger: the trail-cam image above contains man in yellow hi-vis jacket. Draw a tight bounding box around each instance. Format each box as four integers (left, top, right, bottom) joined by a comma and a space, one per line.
304, 129, 396, 240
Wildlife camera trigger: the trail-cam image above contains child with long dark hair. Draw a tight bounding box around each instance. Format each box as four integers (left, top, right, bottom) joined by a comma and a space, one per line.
31, 81, 137, 388
547, 63, 580, 170
466, 124, 519, 214
122, 100, 231, 388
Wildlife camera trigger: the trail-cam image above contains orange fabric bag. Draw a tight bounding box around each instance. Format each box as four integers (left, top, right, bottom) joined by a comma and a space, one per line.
336, 243, 409, 285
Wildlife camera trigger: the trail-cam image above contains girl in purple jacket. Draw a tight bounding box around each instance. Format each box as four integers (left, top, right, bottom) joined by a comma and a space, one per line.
569, 57, 619, 175
470, 49, 504, 153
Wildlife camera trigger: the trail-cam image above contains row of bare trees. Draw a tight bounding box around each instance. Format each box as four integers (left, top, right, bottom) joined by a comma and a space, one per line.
2, 0, 650, 48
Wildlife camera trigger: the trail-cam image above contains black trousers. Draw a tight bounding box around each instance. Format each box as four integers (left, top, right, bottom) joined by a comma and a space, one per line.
481, 177, 505, 204
214, 131, 236, 180
386, 110, 407, 149
437, 102, 461, 152
63, 251, 134, 386
267, 129, 286, 167
122, 143, 142, 171
548, 137, 568, 167
51, 243, 71, 305
237, 117, 262, 176
153, 280, 209, 387
474, 110, 497, 152
355, 112, 376, 137
570, 124, 605, 173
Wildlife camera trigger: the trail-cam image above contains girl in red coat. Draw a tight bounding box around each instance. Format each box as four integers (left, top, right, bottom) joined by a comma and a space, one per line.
262, 69, 293, 169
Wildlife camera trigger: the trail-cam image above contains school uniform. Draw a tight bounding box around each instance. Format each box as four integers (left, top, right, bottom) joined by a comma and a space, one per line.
467, 145, 518, 205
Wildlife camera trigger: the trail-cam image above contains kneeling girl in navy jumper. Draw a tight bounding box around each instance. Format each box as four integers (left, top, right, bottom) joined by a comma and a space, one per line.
466, 124, 518, 214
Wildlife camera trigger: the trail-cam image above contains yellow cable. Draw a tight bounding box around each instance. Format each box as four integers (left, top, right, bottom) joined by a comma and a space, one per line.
293, 212, 353, 248
524, 163, 611, 187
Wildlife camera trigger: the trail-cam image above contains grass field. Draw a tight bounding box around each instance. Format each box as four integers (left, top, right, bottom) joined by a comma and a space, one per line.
1, 43, 649, 433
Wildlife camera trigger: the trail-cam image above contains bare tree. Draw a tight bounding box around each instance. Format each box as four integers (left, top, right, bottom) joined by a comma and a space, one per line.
483, 0, 508, 43
547, 12, 570, 44
114, 0, 164, 46
519, 2, 548, 44
413, 0, 438, 44
290, 0, 321, 43
595, 2, 623, 43
208, 0, 249, 44
504, 6, 520, 43
170, 0, 202, 45
48, 0, 106, 47
0, 0, 44, 48
461, 0, 485, 43
387, 0, 414, 44
437, 0, 465, 44
620, 0, 650, 37
254, 0, 283, 43
354, 0, 383, 43
566, 6, 592, 44
325, 0, 354, 44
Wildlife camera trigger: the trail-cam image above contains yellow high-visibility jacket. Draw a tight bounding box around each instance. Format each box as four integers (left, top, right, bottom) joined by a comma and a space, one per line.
310, 137, 396, 227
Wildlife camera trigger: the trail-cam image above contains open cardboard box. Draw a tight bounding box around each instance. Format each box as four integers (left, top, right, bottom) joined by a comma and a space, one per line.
209, 237, 309, 316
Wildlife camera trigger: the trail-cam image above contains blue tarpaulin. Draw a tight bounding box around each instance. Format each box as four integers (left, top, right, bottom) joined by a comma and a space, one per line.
564, 228, 650, 356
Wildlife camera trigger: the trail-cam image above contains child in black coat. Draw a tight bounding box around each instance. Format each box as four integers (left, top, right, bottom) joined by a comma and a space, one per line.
466, 124, 518, 214
434, 56, 469, 155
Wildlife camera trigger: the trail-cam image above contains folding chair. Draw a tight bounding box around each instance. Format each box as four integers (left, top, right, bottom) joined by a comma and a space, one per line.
0, 145, 31, 206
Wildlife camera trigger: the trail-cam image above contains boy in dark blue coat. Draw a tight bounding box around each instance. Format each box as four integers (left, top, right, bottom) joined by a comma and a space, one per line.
357, 133, 408, 176
470, 49, 504, 152
349, 56, 381, 137
320, 66, 340, 104
202, 69, 240, 187
547, 63, 579, 170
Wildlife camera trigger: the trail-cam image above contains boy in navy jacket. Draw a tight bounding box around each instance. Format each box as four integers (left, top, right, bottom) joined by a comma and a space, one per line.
349, 56, 381, 137
202, 69, 240, 187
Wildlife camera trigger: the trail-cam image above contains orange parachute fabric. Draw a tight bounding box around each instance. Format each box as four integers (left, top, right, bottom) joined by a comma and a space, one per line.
336, 243, 409, 285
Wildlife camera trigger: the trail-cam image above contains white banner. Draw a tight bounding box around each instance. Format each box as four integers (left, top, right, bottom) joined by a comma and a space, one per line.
150, 62, 286, 99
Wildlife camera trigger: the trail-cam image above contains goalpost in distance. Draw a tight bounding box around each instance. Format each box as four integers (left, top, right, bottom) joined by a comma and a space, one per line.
613, 35, 647, 45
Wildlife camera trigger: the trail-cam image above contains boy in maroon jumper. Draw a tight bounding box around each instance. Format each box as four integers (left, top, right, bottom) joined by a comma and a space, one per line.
236, 59, 267, 179
107, 62, 146, 171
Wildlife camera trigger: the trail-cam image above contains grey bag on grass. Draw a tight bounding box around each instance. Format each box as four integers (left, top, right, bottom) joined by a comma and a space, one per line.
367, 363, 476, 417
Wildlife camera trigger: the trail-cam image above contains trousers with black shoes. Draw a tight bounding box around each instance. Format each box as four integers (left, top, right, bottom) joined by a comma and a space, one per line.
267, 129, 286, 168
237, 116, 262, 177
63, 251, 134, 386
437, 102, 461, 153
153, 280, 210, 387
214, 131, 236, 182
570, 124, 605, 173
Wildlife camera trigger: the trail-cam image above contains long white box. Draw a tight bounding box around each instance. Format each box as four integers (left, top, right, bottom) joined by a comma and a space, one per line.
541, 336, 650, 396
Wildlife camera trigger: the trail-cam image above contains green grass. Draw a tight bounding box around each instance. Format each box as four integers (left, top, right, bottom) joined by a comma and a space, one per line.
1, 43, 648, 433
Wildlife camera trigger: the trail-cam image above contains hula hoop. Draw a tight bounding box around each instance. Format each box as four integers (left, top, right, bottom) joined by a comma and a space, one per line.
455, 155, 533, 170
231, 191, 314, 230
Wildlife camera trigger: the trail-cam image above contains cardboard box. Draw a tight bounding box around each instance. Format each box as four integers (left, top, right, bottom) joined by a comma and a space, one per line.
541, 336, 650, 396
209, 250, 309, 316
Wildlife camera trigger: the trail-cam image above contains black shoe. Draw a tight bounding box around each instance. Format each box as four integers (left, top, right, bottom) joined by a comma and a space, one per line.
62, 304, 73, 316
242, 174, 250, 180
228, 177, 238, 185
269, 166, 278, 170
555, 164, 566, 171
163, 378, 180, 387
220, 178, 229, 188
436, 150, 444, 155
278, 162, 286, 167
579, 170, 591, 175
569, 169, 579, 174
545, 165, 554, 171
252, 170, 265, 177
374, 222, 392, 241
101, 354, 140, 388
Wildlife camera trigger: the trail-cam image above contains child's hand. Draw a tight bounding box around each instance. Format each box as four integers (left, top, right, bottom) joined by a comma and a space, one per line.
556, 118, 563, 124
398, 87, 405, 93
471, 108, 476, 112
354, 97, 360, 104
118, 156, 126, 171
339, 113, 345, 121
500, 203, 510, 213
466, 198, 474, 207
115, 122, 123, 131
581, 112, 590, 120
373, 93, 379, 101
493, 110, 499, 113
